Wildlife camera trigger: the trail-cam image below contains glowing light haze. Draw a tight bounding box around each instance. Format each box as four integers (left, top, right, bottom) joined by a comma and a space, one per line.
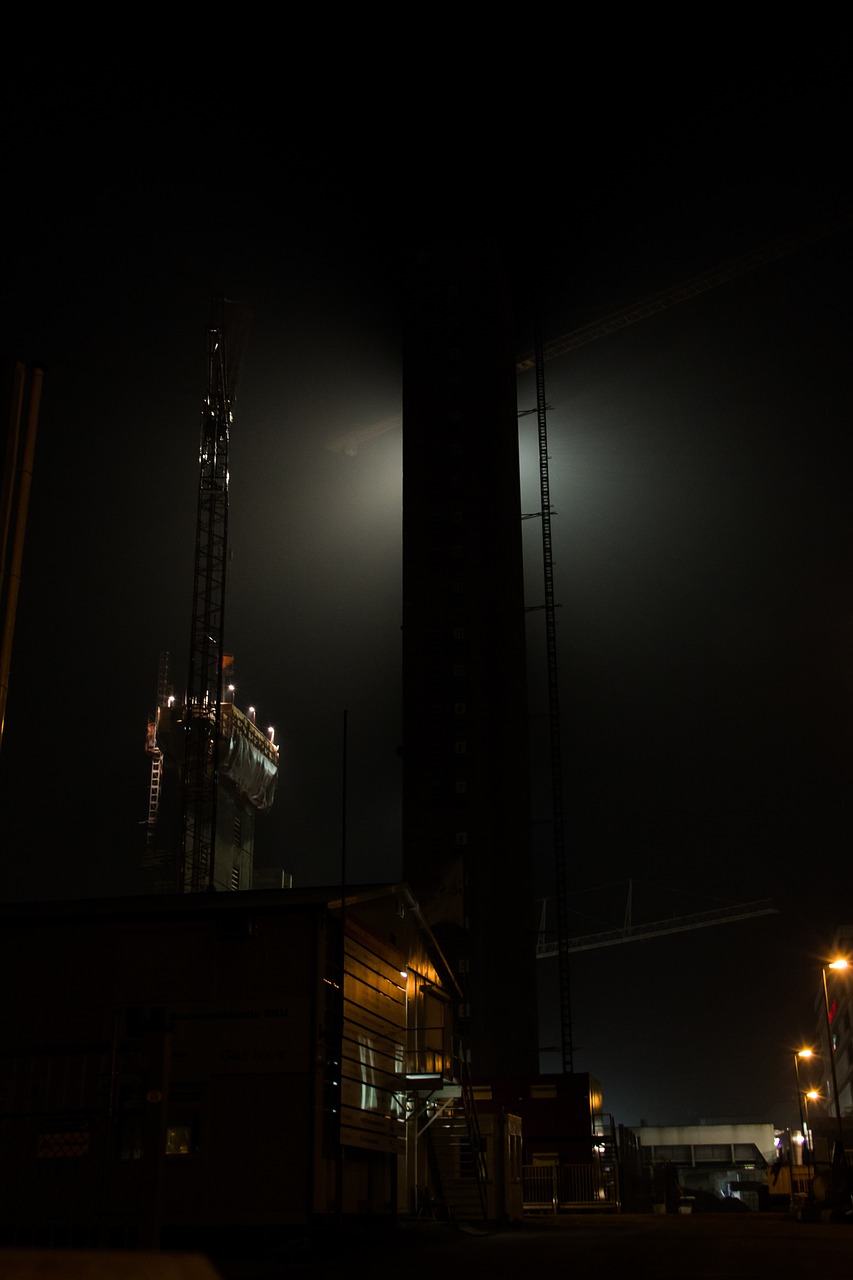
2, 54, 850, 1129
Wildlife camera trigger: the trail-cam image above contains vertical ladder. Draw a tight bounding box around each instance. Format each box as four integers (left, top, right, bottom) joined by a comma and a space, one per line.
147, 750, 162, 836
145, 651, 169, 854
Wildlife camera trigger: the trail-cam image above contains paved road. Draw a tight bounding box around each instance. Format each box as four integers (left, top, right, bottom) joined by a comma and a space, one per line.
212, 1211, 853, 1279
5, 1213, 849, 1278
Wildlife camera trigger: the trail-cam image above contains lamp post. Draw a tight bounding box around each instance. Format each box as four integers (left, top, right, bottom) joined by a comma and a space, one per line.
793, 1050, 815, 1200
821, 958, 849, 1158
801, 1087, 822, 1198
793, 1050, 808, 1153
803, 1090, 820, 1161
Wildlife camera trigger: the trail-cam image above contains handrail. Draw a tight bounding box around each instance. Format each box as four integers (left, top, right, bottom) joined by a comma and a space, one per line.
452, 1035, 489, 1215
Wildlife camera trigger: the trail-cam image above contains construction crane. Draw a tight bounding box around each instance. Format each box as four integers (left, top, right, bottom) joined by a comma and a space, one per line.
327, 217, 849, 1076
324, 216, 851, 456
516, 213, 850, 1079
536, 882, 778, 958
514, 215, 851, 372
180, 298, 250, 893
528, 314, 575, 1070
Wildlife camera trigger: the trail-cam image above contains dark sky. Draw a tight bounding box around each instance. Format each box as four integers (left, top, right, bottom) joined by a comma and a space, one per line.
2, 51, 851, 1130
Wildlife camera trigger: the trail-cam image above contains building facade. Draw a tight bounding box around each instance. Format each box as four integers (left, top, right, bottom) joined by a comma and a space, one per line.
400, 238, 539, 1078
143, 695, 279, 894
810, 924, 853, 1163
0, 885, 478, 1247
630, 1121, 779, 1211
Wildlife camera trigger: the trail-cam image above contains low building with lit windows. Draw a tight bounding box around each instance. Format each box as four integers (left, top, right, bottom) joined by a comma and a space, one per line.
0, 883, 506, 1250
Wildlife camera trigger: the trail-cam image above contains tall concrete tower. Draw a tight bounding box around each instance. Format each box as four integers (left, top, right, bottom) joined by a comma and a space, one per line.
401, 239, 539, 1076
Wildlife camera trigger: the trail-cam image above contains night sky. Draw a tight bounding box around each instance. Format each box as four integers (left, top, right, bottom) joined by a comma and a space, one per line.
3, 51, 851, 1131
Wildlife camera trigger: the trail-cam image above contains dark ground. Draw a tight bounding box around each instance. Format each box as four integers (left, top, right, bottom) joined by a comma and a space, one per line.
206, 1212, 853, 1279
3, 1212, 851, 1278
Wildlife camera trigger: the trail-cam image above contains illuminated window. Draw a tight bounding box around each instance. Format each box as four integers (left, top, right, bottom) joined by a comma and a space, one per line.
230, 866, 240, 891
165, 1113, 200, 1156
166, 1125, 195, 1156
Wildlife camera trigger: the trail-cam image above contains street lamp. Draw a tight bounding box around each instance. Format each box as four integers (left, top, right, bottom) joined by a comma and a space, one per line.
821, 957, 849, 1157
793, 1050, 810, 1153
793, 1050, 816, 1199
788, 1054, 809, 1157
803, 1088, 821, 1163
801, 1086, 824, 1199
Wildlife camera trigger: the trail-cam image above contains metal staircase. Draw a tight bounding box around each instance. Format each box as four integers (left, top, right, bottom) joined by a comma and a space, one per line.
592, 1112, 621, 1209
418, 1039, 488, 1222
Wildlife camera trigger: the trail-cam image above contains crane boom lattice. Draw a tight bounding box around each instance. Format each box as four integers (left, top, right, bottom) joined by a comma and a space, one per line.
536, 892, 777, 957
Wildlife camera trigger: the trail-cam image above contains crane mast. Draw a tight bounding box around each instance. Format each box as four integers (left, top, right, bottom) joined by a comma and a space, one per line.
531, 316, 574, 1073
180, 299, 249, 893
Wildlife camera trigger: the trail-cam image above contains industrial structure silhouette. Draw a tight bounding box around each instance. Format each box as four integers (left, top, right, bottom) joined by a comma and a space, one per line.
2, 235, 851, 1252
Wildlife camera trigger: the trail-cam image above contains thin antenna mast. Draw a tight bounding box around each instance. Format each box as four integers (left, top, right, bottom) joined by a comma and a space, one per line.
180, 298, 249, 892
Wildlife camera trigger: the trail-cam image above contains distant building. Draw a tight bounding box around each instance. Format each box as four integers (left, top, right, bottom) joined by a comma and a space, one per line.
473, 1073, 620, 1211
629, 1121, 778, 1211
143, 694, 279, 894
808, 923, 853, 1164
